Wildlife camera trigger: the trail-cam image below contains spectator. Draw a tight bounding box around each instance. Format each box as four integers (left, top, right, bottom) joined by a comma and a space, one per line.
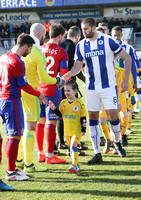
44, 20, 50, 39
108, 18, 115, 32
14, 25, 20, 38
126, 17, 132, 26
20, 23, 26, 33
119, 18, 125, 27
102, 17, 109, 24
1, 29, 9, 52
115, 18, 120, 26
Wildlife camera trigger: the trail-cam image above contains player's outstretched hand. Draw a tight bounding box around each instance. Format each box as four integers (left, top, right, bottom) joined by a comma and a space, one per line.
48, 100, 56, 110
56, 77, 66, 90
38, 92, 47, 104
62, 71, 71, 82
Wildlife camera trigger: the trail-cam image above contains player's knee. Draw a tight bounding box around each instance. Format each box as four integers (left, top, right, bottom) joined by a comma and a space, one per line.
99, 117, 107, 125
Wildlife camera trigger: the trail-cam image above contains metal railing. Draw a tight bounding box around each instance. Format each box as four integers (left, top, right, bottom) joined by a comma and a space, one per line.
0, 38, 16, 55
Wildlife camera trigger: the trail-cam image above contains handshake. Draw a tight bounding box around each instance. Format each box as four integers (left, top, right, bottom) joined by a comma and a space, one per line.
56, 76, 66, 90
38, 72, 71, 104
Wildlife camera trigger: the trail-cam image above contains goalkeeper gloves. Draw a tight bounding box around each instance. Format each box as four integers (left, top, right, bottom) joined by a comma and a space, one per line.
56, 77, 66, 90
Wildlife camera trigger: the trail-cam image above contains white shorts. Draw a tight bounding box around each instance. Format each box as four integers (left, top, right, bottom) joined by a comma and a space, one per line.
86, 87, 118, 111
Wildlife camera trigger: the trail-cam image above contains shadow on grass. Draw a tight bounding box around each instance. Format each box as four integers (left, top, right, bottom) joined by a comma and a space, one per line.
26, 172, 141, 186
12, 188, 141, 198
81, 160, 141, 166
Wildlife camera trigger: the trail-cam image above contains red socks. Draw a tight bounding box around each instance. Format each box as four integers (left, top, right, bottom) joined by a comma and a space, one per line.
5, 138, 20, 171
35, 123, 45, 152
46, 124, 56, 154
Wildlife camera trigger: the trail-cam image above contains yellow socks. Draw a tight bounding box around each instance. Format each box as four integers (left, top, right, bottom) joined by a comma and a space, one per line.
17, 136, 23, 161
71, 147, 78, 166
127, 111, 132, 129
23, 131, 35, 166
120, 117, 128, 136
101, 123, 110, 139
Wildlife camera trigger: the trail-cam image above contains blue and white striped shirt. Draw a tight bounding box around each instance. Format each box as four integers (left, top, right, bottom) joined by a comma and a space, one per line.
75, 32, 122, 91
118, 40, 137, 84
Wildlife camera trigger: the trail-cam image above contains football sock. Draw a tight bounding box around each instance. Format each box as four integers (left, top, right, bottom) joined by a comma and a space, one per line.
23, 131, 35, 166
101, 123, 110, 139
46, 124, 56, 154
99, 121, 104, 137
5, 138, 19, 171
17, 136, 23, 161
89, 120, 101, 154
35, 123, 45, 153
70, 147, 78, 165
127, 111, 132, 129
120, 116, 128, 136
110, 118, 121, 143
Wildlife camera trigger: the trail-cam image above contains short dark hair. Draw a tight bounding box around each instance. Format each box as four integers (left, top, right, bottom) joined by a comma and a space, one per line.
112, 26, 122, 32
17, 33, 35, 47
49, 24, 66, 38
98, 22, 108, 28
67, 26, 81, 38
96, 27, 104, 33
81, 17, 96, 27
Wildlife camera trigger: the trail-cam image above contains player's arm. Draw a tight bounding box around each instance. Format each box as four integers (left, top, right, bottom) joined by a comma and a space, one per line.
48, 100, 62, 117
109, 38, 131, 92
80, 116, 86, 136
62, 43, 83, 81
118, 49, 131, 93
37, 58, 57, 85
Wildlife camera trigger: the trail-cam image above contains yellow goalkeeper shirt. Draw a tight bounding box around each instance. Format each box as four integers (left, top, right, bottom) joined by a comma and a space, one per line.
22, 45, 56, 88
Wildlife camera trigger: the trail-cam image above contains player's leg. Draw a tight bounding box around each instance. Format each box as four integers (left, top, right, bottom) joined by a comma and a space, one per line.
22, 92, 46, 172
99, 110, 111, 153
45, 95, 66, 164
102, 87, 126, 157
35, 103, 46, 162
0, 99, 29, 181
68, 136, 81, 174
119, 110, 128, 146
106, 109, 126, 157
85, 90, 102, 164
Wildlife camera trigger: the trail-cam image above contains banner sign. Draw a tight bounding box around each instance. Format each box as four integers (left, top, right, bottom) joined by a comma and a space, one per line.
63, 0, 141, 6
0, 0, 62, 9
0, 12, 40, 22
43, 10, 101, 20
104, 7, 141, 17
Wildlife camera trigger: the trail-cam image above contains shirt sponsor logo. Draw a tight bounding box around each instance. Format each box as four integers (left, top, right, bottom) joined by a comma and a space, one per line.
85, 50, 104, 58
64, 114, 77, 119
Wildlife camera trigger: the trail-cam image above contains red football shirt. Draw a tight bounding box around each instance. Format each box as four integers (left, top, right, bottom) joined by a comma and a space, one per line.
39, 43, 68, 97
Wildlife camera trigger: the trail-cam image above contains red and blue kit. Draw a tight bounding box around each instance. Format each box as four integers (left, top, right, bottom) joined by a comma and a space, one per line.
39, 43, 68, 97
0, 52, 40, 136
39, 43, 68, 120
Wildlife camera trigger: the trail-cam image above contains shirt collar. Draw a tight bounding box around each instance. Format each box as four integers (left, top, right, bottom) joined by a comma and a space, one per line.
30, 35, 41, 49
